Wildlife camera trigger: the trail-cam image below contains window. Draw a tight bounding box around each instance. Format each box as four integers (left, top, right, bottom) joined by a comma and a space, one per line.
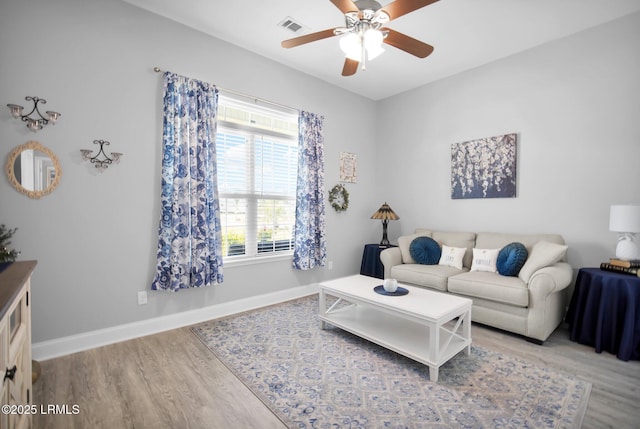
216, 94, 299, 261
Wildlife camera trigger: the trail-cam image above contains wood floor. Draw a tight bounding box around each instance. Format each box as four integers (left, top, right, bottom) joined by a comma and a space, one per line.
33, 317, 639, 429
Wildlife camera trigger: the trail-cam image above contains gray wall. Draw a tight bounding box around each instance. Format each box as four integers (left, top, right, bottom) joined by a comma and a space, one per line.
376, 11, 640, 270
1, 0, 639, 346
0, 0, 381, 343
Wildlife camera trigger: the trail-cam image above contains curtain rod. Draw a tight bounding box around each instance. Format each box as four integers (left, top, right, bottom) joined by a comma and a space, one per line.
153, 67, 299, 114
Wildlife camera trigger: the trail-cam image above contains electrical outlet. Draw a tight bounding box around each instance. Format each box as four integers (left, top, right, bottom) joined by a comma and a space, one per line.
328, 260, 333, 270
138, 291, 148, 305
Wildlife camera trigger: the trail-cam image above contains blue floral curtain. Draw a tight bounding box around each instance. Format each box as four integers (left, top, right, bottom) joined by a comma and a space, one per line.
151, 72, 223, 291
293, 111, 327, 270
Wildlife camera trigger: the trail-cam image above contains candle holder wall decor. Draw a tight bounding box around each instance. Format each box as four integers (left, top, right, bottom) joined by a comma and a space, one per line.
7, 96, 61, 132
80, 140, 123, 172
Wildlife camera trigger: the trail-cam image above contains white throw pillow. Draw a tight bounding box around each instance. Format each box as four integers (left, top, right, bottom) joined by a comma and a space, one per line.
439, 245, 466, 270
518, 240, 568, 283
470, 248, 500, 272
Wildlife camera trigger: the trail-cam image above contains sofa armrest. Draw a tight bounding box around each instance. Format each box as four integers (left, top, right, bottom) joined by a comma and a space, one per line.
527, 262, 573, 296
380, 247, 402, 279
526, 261, 573, 341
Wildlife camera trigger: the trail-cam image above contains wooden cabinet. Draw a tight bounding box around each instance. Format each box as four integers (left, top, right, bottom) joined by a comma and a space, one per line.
0, 261, 36, 429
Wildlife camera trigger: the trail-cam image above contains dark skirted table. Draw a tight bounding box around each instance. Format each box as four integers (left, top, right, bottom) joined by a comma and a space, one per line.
360, 244, 396, 279
565, 267, 640, 361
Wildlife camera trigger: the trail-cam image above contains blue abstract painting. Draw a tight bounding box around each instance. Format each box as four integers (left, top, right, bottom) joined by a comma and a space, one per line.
451, 133, 517, 199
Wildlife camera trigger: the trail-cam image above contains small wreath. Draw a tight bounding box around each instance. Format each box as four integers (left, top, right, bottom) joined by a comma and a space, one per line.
328, 184, 349, 212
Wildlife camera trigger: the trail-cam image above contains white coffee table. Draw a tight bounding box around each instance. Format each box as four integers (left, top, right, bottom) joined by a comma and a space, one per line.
318, 275, 472, 383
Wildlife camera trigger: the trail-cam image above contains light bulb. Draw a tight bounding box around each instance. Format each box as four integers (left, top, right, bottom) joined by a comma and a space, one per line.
364, 29, 385, 60
339, 33, 362, 62
364, 29, 383, 49
367, 44, 385, 60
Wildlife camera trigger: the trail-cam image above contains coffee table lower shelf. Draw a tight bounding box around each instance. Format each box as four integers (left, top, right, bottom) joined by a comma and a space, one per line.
320, 303, 470, 382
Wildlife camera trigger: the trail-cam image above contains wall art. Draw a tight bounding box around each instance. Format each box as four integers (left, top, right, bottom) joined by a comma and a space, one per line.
339, 152, 357, 183
451, 133, 517, 199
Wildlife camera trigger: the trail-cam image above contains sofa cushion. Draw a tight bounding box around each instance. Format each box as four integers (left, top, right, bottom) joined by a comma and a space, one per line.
496, 242, 528, 276
391, 263, 463, 292
439, 245, 466, 269
518, 240, 568, 283
448, 272, 529, 307
409, 237, 441, 265
398, 232, 431, 264
431, 231, 476, 268
470, 248, 500, 272
475, 232, 566, 261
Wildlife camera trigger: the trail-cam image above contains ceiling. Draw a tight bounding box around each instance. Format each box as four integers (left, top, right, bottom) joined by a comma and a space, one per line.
123, 0, 640, 100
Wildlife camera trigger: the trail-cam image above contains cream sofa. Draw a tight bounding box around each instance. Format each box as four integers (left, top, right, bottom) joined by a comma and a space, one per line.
380, 229, 573, 343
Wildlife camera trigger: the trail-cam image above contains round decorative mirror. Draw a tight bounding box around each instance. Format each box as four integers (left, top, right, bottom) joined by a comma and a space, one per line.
5, 141, 62, 199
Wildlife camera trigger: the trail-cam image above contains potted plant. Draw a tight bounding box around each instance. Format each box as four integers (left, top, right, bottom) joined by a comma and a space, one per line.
0, 224, 20, 271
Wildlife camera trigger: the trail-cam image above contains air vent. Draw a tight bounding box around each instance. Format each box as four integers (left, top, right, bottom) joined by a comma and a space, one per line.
278, 16, 305, 33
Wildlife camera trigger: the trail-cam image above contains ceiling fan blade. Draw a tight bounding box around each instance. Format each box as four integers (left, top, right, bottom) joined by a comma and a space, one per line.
281, 28, 339, 48
382, 28, 434, 58
330, 0, 359, 14
381, 0, 439, 21
342, 58, 359, 76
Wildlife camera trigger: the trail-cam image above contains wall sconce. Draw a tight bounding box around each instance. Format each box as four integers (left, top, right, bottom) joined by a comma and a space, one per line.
81, 140, 122, 172
7, 96, 61, 132
370, 202, 399, 246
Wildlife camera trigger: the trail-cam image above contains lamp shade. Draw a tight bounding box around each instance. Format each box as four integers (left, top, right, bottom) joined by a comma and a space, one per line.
371, 203, 399, 221
609, 205, 640, 232
363, 29, 384, 60
339, 29, 386, 63
339, 33, 362, 61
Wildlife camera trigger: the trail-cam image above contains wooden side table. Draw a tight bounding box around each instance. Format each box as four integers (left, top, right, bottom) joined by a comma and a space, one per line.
565, 267, 640, 361
360, 244, 396, 279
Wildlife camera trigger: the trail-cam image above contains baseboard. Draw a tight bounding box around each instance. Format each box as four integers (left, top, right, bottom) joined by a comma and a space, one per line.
32, 284, 319, 361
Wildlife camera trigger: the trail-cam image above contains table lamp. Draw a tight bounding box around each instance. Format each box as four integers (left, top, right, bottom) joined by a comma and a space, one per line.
609, 204, 640, 260
371, 203, 399, 246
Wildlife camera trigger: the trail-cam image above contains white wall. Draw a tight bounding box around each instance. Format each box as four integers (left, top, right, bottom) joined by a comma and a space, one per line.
376, 11, 640, 270
0, 0, 381, 344
2, 0, 639, 348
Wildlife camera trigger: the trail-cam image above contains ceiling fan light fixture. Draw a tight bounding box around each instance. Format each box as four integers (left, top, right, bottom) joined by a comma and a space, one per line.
364, 28, 384, 60
339, 33, 362, 61
364, 29, 383, 48
281, 0, 438, 76
366, 43, 385, 61
340, 28, 386, 63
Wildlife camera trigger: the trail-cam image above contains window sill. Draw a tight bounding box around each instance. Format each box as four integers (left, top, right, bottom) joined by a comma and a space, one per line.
223, 253, 293, 268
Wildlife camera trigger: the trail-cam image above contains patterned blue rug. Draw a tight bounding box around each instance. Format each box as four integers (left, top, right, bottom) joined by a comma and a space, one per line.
192, 295, 590, 428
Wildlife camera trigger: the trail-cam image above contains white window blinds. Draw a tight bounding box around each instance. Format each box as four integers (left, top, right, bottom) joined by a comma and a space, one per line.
216, 94, 299, 259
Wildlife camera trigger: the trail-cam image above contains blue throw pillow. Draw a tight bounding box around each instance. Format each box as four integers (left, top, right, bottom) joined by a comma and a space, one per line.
497, 242, 528, 276
409, 237, 441, 265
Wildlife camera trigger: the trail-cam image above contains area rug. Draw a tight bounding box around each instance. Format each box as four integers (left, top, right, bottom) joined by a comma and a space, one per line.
191, 295, 591, 428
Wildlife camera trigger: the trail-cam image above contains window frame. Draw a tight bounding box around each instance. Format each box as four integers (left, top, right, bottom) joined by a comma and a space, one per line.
216, 93, 299, 265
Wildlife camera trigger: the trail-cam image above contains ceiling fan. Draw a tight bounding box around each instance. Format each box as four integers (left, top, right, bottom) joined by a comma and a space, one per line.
281, 0, 439, 76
